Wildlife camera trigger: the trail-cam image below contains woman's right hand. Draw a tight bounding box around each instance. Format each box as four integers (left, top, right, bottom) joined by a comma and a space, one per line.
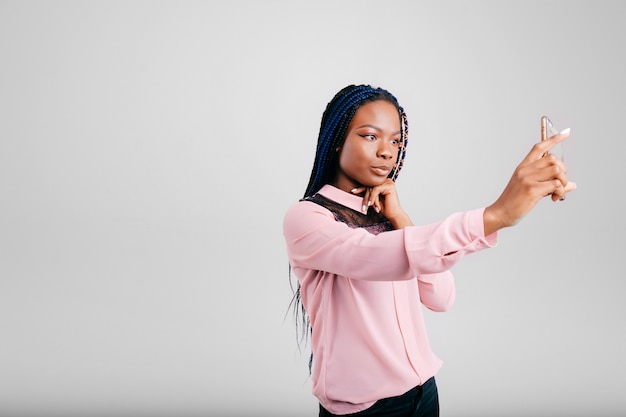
483, 129, 577, 236
351, 178, 414, 229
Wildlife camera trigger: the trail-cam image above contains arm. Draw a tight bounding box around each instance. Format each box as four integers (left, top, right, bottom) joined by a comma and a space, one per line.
283, 201, 496, 282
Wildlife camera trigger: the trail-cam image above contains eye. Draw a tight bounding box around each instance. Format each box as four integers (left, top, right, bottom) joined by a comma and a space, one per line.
359, 134, 377, 141
391, 138, 403, 147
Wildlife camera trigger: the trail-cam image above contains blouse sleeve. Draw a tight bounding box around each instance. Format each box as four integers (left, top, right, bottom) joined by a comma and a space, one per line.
283, 200, 497, 282
417, 271, 456, 312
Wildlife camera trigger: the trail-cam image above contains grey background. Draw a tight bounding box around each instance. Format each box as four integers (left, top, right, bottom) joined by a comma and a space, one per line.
1, 1, 624, 416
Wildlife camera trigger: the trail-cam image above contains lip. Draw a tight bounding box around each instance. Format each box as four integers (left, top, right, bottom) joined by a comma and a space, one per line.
371, 166, 391, 176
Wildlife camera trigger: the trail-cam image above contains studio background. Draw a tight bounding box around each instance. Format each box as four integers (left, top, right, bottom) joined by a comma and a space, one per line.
1, 1, 624, 416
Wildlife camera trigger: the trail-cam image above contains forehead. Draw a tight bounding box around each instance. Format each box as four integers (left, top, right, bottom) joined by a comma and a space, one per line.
350, 100, 401, 130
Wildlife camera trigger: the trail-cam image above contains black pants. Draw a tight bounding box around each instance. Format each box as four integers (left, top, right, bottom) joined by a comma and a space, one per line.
319, 377, 439, 417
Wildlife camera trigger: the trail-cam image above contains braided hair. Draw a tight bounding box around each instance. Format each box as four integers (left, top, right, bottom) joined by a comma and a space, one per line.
289, 84, 409, 372
303, 84, 409, 198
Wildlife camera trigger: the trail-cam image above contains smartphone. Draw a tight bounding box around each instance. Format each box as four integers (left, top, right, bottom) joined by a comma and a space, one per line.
540, 115, 563, 160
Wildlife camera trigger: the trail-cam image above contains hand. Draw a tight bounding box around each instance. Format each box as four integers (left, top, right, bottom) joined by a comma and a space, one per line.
351, 179, 413, 228
483, 129, 577, 235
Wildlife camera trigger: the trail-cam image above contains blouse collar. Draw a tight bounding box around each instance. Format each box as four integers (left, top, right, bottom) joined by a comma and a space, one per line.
317, 184, 364, 213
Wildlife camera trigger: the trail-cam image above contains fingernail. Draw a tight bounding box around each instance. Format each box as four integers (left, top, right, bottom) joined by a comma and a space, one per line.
560, 128, 571, 135
367, 200, 372, 207
351, 188, 358, 193
374, 206, 380, 213
362, 205, 367, 213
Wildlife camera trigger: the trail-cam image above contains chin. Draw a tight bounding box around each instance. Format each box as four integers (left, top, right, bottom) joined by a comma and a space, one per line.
363, 177, 387, 187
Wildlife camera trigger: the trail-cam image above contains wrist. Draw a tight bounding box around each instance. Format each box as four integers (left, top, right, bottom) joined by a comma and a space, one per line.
388, 211, 413, 229
483, 205, 507, 236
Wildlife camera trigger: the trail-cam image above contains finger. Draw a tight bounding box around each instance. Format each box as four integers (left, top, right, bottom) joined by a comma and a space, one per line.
564, 181, 577, 193
362, 188, 372, 213
546, 156, 569, 185
541, 128, 571, 158
368, 188, 381, 212
539, 178, 565, 201
549, 127, 571, 140
549, 177, 578, 201
349, 186, 370, 213
531, 154, 569, 185
555, 181, 577, 201
551, 181, 566, 201
526, 128, 571, 162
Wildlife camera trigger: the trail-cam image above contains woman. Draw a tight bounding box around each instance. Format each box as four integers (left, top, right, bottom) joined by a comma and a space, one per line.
282, 84, 575, 417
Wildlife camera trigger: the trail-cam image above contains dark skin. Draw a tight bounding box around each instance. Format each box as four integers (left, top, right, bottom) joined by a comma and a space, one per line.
332, 100, 577, 235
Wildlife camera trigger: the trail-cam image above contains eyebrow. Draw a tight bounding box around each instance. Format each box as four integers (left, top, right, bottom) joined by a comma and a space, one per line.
355, 124, 402, 135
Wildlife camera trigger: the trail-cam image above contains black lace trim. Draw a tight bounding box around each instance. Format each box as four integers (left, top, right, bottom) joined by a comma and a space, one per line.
302, 193, 394, 235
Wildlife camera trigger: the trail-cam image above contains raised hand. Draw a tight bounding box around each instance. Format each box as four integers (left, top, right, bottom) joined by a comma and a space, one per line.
483, 129, 577, 236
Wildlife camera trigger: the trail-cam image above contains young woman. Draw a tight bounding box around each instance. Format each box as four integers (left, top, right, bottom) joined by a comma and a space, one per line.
282, 84, 575, 417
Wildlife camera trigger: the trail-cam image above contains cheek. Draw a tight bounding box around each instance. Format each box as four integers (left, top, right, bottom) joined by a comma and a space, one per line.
338, 144, 359, 171
341, 140, 366, 160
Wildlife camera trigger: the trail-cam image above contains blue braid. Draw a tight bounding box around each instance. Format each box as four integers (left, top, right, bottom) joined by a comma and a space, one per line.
303, 84, 409, 198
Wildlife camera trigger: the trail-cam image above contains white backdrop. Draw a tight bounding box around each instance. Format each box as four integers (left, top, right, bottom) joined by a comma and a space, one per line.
1, 1, 624, 416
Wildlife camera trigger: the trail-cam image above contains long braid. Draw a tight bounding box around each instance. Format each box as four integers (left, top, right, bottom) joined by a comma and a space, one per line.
290, 84, 409, 373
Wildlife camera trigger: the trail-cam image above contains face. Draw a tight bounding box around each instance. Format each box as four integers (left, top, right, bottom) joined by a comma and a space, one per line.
333, 100, 402, 192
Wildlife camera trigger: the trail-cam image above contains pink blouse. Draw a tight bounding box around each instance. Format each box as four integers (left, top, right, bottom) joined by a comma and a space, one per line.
283, 185, 497, 415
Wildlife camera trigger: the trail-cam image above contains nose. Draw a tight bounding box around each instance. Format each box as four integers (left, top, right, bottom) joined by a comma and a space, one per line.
377, 140, 394, 160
